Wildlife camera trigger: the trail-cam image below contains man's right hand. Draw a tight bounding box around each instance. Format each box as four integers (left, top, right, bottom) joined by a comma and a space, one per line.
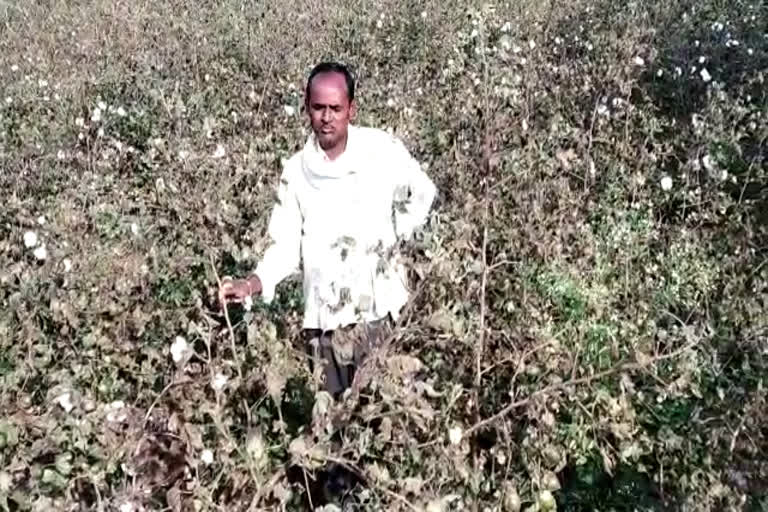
218, 275, 262, 306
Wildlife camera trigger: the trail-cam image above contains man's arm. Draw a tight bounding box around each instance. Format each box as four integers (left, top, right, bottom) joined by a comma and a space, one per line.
253, 164, 303, 303
219, 162, 302, 305
390, 137, 437, 239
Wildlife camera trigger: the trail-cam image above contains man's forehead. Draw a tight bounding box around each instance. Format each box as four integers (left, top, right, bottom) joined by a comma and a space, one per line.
307, 72, 347, 98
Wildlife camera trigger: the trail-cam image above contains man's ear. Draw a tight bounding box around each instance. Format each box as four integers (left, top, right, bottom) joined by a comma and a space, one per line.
349, 100, 358, 121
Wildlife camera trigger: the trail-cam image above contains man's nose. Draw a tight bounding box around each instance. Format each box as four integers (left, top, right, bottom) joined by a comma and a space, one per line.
321, 108, 332, 122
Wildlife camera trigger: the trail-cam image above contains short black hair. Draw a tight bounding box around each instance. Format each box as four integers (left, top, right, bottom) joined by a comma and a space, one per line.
305, 62, 355, 102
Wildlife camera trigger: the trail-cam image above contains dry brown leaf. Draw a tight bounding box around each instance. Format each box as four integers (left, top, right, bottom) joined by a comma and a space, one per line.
387, 355, 424, 378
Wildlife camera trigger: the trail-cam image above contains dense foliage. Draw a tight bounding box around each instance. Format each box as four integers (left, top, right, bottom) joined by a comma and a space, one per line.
1, 0, 766, 510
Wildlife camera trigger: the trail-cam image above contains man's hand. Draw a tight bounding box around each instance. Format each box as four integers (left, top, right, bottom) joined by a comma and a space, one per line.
219, 275, 262, 307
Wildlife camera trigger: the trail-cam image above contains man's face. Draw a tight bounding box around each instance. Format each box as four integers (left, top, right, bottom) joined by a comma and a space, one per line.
306, 72, 357, 151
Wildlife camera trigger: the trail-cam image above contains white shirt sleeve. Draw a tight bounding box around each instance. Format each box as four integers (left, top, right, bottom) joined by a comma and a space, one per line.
254, 162, 303, 303
390, 138, 437, 239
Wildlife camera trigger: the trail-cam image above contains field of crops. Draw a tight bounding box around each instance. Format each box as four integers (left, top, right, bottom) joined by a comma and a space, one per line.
1, 0, 766, 510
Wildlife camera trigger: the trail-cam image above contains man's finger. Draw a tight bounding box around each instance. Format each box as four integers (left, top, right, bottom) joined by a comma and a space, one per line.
219, 283, 244, 306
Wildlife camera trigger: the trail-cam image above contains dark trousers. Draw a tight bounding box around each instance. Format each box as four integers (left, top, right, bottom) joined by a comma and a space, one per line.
304, 318, 390, 398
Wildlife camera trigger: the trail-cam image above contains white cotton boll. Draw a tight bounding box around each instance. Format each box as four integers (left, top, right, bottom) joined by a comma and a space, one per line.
528, 40, 536, 50
55, 393, 75, 414
37, 216, 46, 225
170, 336, 189, 363
212, 372, 228, 391
63, 258, 72, 272
421, 10, 427, 19
91, 108, 101, 123
75, 117, 84, 127
24, 231, 38, 248
212, 144, 226, 158
661, 176, 673, 191
57, 393, 74, 412
119, 503, 135, 512
426, 500, 443, 512
11, 64, 18, 72
33, 245, 47, 261
387, 98, 396, 108
448, 426, 463, 445
98, 100, 107, 111
597, 104, 609, 116
700, 68, 712, 82
4, 97, 11, 104
657, 69, 664, 77
106, 400, 127, 422
243, 295, 253, 311
633, 56, 645, 66
201, 449, 214, 465
283, 105, 295, 116
116, 106, 127, 117
376, 20, 383, 28
702, 154, 716, 172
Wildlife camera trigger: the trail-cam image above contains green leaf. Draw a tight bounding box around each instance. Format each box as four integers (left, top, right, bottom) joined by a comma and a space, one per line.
54, 453, 73, 476
40, 468, 67, 489
0, 422, 18, 449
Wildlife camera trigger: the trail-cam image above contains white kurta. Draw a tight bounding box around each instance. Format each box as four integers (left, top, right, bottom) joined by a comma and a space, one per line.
254, 125, 436, 330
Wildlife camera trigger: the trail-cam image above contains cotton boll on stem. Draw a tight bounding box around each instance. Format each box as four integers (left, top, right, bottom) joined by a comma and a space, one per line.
57, 393, 74, 413
448, 426, 463, 445
170, 336, 190, 364
33, 245, 48, 261
23, 231, 38, 248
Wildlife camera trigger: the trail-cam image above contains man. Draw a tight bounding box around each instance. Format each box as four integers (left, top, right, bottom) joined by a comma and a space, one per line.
220, 62, 436, 398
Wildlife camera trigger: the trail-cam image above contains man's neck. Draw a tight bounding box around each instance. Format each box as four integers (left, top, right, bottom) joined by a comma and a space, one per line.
320, 132, 348, 161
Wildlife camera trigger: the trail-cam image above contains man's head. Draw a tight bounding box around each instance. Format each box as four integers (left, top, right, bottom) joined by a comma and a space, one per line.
305, 62, 357, 153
